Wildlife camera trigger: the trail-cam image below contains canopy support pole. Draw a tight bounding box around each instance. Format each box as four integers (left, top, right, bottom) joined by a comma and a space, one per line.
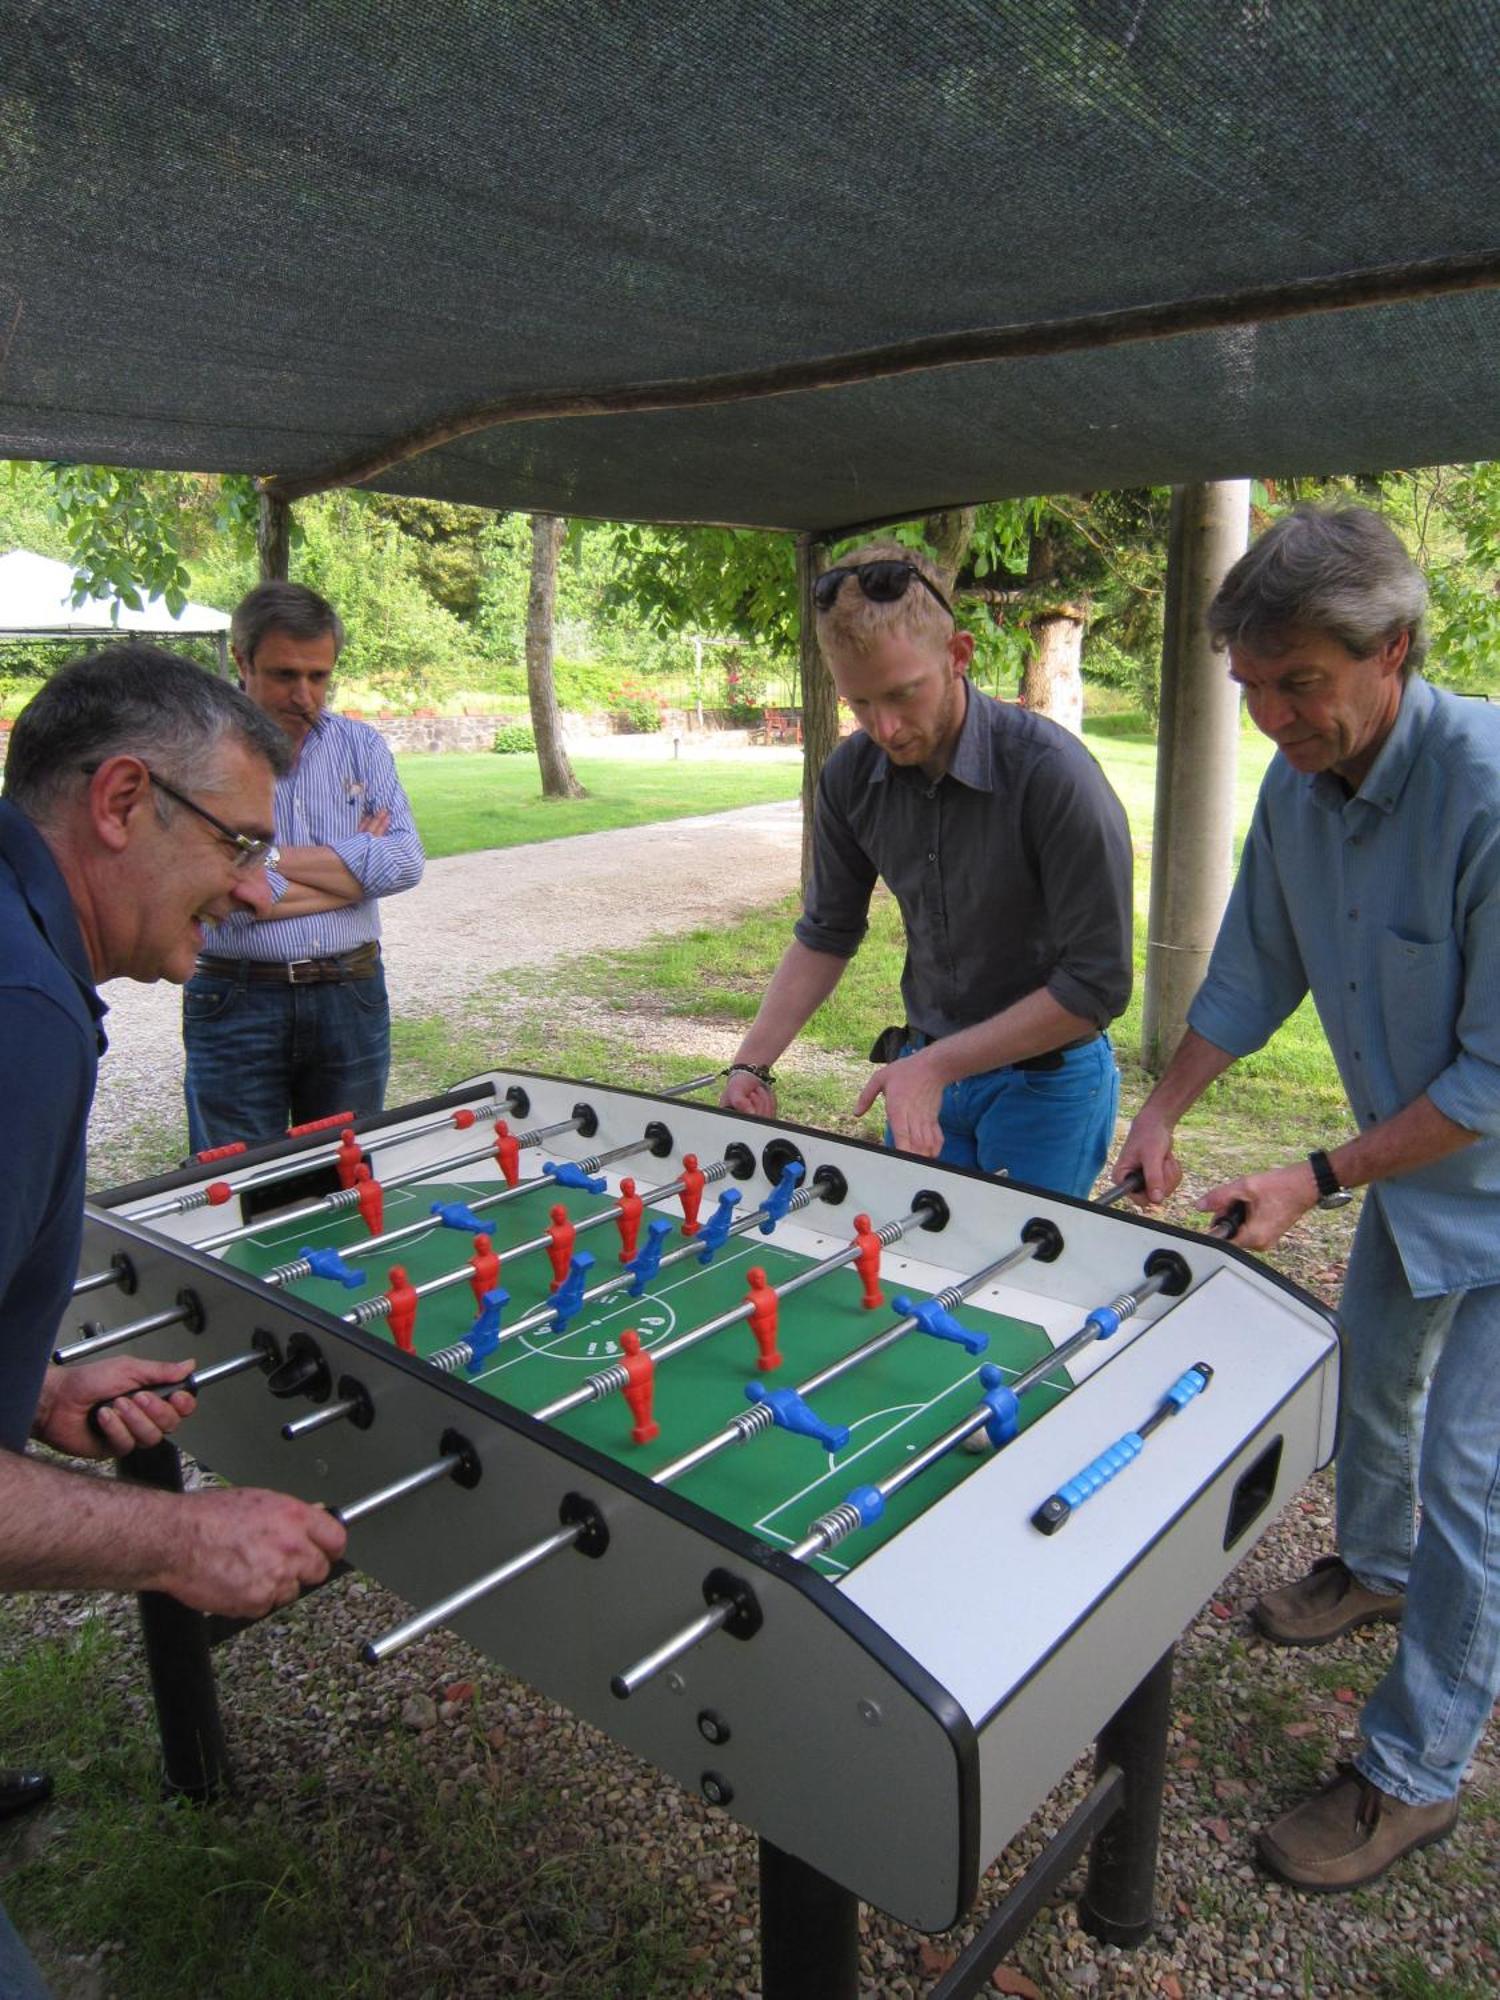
1140, 481, 1249, 1075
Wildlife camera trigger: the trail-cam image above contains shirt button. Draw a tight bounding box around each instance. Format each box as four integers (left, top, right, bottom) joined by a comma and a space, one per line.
927, 851, 937, 862
1347, 908, 1358, 920
1352, 1050, 1362, 1062
1348, 981, 1357, 992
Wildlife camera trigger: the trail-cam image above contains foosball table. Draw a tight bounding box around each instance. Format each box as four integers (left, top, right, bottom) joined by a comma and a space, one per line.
69, 1072, 1340, 1995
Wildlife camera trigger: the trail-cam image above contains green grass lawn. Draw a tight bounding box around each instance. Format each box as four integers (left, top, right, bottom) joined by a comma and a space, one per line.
395, 751, 803, 859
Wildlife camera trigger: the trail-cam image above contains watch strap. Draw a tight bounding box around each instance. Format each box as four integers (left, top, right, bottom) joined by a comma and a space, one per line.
1308, 1149, 1342, 1200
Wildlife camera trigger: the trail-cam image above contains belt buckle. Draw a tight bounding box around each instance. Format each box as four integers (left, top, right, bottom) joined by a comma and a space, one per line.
285, 957, 320, 985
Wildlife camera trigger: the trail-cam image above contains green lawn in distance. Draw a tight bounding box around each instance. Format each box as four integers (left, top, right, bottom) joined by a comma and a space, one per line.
396, 751, 803, 859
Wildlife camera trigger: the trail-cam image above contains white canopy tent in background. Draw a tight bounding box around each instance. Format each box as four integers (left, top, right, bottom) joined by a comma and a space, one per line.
0, 548, 231, 672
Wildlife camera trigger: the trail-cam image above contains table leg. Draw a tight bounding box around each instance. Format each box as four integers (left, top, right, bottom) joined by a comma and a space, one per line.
118, 1440, 229, 1800
1077, 1642, 1175, 1945
760, 1835, 860, 2000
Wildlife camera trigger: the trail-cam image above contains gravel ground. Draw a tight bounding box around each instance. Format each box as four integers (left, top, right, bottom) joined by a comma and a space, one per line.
11, 799, 1499, 1998
85, 798, 806, 1177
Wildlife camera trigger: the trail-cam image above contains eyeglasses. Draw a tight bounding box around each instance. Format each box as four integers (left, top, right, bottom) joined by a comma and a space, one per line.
812, 560, 955, 622
81, 761, 278, 871
147, 772, 279, 871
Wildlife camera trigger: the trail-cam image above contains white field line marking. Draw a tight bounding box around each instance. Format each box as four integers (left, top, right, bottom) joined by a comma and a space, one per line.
752, 1347, 1037, 1545
468, 1242, 770, 1381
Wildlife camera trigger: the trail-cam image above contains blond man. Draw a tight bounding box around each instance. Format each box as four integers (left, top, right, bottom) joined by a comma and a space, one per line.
723, 545, 1131, 1196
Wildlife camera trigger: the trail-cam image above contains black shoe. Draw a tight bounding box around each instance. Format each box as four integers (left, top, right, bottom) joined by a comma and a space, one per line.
0, 1770, 53, 1821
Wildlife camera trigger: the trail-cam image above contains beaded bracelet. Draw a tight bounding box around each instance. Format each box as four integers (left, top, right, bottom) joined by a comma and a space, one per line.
726, 1061, 777, 1086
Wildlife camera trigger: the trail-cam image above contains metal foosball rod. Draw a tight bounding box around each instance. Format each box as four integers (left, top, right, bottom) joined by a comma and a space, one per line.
244, 1128, 659, 1277
70, 1251, 138, 1300
127, 1087, 518, 1226
609, 1203, 1246, 1700
173, 1096, 575, 1262
531, 1199, 939, 1423
83, 1330, 284, 1438
54, 1291, 204, 1365
357, 1169, 859, 1660
648, 1177, 1146, 1489
420, 1161, 831, 1376
340, 1148, 739, 1330
650, 1215, 1064, 1486
196, 1107, 629, 1266
330, 1429, 480, 1527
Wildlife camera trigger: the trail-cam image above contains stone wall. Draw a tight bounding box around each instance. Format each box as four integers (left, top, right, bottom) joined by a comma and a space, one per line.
351, 708, 764, 753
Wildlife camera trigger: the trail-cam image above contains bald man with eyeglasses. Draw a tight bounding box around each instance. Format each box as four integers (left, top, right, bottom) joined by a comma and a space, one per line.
722, 543, 1132, 1197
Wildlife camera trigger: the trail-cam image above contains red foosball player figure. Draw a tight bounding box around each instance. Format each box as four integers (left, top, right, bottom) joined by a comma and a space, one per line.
387, 1265, 418, 1354
546, 1204, 576, 1292
335, 1128, 364, 1190
618, 1328, 659, 1445
354, 1163, 384, 1236
493, 1119, 521, 1188
852, 1212, 884, 1310
616, 1176, 644, 1263
745, 1266, 782, 1371
679, 1152, 706, 1236
469, 1233, 501, 1308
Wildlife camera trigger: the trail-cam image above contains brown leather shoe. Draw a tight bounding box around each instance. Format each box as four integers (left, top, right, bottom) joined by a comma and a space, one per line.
1251, 1555, 1404, 1647
1258, 1765, 1459, 1891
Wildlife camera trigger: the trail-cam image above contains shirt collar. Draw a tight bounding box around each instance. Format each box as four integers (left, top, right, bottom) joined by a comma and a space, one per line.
1309, 674, 1433, 817
0, 798, 110, 1050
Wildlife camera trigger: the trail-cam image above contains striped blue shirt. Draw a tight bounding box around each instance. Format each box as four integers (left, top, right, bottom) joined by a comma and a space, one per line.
204, 710, 424, 963
1189, 676, 1500, 1297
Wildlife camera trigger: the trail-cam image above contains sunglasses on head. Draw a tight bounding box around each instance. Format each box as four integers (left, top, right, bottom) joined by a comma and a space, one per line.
812, 560, 955, 622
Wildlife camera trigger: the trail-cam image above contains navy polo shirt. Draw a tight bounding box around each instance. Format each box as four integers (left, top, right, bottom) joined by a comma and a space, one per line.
0, 799, 108, 1453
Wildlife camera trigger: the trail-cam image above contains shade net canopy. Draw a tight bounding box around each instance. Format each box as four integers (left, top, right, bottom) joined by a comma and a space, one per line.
3, 0, 1498, 533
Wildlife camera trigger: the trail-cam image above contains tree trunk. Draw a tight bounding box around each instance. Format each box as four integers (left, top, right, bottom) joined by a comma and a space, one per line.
797, 535, 836, 891
526, 514, 586, 800
1021, 609, 1086, 735
258, 493, 291, 581
1140, 480, 1249, 1073
922, 506, 976, 597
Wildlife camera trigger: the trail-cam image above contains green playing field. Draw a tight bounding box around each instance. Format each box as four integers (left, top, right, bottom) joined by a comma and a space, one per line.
224, 1174, 1069, 1577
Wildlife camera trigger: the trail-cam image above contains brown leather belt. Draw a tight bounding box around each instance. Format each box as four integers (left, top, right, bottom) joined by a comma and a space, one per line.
196, 941, 380, 985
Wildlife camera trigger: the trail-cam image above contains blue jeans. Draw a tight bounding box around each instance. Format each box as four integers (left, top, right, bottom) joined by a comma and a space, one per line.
1337, 1196, 1500, 1805
182, 958, 391, 1152
0, 1901, 50, 1996
891, 1035, 1120, 1199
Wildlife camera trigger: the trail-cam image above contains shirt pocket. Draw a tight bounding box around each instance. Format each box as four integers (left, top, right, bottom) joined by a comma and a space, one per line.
1375, 927, 1460, 1100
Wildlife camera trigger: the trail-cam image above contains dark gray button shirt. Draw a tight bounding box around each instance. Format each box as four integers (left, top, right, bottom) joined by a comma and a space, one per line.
794, 683, 1133, 1041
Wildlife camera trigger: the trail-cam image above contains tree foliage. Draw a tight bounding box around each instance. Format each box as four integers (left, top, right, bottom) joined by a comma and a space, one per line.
5, 456, 1498, 714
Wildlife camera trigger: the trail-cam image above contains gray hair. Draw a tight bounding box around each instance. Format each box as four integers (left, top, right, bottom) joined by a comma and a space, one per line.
3, 644, 291, 822
231, 581, 345, 665
1207, 505, 1429, 673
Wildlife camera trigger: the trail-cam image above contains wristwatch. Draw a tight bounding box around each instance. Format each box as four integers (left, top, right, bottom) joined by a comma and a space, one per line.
1308, 1149, 1353, 1210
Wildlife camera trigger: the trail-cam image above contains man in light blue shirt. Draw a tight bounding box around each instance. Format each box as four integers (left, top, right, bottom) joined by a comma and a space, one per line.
1118, 506, 1500, 1893
183, 582, 425, 1150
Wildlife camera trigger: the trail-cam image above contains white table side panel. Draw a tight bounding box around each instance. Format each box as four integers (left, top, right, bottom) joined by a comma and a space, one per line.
838, 1268, 1338, 1720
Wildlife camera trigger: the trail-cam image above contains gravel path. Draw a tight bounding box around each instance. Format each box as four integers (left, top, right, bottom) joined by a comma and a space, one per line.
88, 799, 804, 1171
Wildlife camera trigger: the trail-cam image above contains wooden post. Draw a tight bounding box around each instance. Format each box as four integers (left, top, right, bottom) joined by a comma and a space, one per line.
796, 535, 834, 891
1140, 482, 1250, 1074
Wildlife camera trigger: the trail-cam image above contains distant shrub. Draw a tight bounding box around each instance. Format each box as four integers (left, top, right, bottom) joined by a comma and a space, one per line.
492, 723, 536, 754
609, 680, 663, 733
